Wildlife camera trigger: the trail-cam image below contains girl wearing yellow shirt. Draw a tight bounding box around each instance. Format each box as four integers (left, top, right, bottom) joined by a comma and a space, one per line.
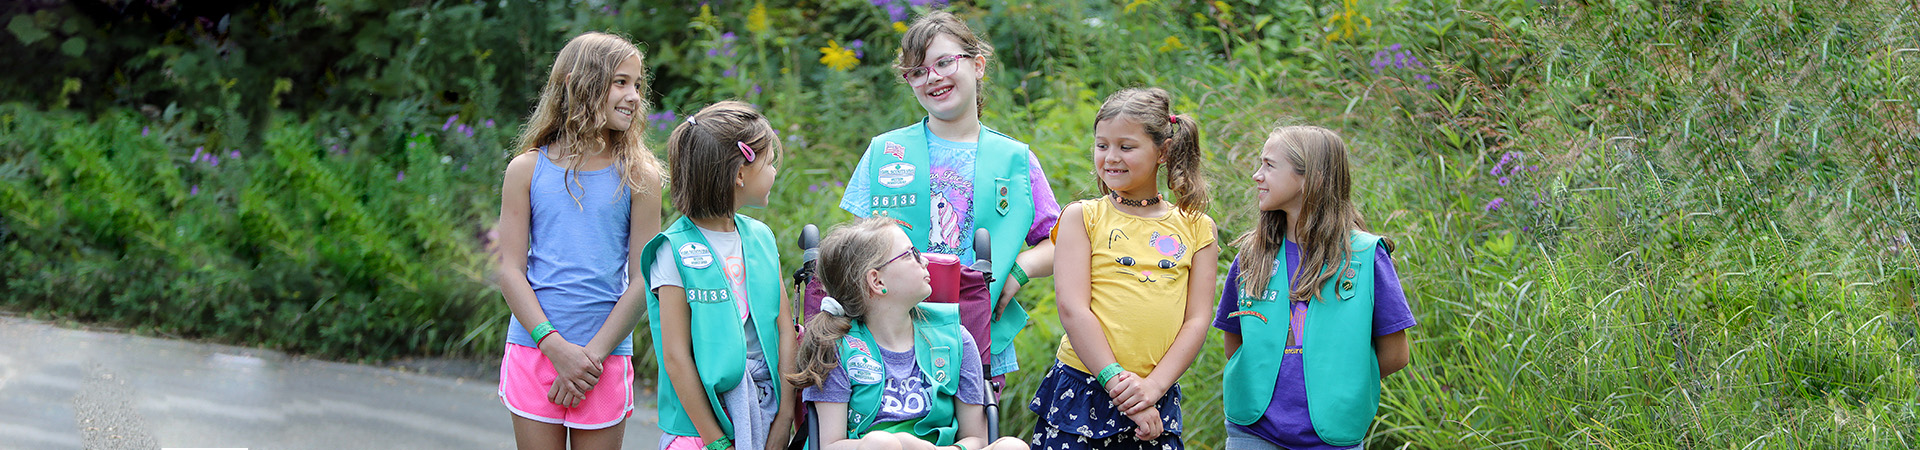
1028, 87, 1219, 450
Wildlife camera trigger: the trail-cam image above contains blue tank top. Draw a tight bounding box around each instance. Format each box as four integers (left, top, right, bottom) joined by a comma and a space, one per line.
506, 147, 635, 355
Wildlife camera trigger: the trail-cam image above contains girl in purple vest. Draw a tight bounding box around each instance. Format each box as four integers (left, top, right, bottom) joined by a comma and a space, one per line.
1215, 126, 1415, 450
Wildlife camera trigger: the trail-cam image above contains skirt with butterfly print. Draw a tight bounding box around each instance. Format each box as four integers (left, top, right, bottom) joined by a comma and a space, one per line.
1027, 360, 1184, 450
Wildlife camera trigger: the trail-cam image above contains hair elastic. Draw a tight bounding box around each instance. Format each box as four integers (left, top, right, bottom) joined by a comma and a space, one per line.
1169, 115, 1179, 124
686, 116, 698, 125
737, 141, 757, 162
820, 296, 847, 317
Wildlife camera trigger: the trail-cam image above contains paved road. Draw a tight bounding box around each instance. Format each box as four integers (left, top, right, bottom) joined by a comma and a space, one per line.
0, 316, 662, 449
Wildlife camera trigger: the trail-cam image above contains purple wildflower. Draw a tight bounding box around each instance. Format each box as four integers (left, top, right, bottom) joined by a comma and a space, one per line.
723, 66, 736, 78
461, 124, 475, 138
142, 126, 149, 137
850, 39, 865, 58
886, 2, 907, 22
207, 155, 219, 167
190, 147, 204, 163
397, 171, 406, 182
190, 184, 199, 196
484, 119, 496, 128
460, 163, 469, 172
228, 150, 240, 159
443, 115, 459, 131
1427, 83, 1439, 90
751, 84, 762, 97
331, 144, 345, 155
1484, 197, 1505, 212
1498, 176, 1510, 186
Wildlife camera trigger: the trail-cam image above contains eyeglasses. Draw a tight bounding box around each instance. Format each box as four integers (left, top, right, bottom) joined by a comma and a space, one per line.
901, 53, 975, 86
880, 246, 925, 268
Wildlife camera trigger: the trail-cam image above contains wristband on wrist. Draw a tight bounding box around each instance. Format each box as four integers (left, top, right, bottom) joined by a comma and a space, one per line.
703, 436, 732, 450
1009, 262, 1030, 286
530, 321, 557, 344
954, 442, 972, 450
1096, 363, 1126, 388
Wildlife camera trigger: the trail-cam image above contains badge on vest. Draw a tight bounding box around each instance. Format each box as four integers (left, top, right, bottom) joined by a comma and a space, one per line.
846, 353, 885, 385
884, 141, 906, 160
878, 162, 916, 189
677, 242, 714, 269
686, 288, 730, 304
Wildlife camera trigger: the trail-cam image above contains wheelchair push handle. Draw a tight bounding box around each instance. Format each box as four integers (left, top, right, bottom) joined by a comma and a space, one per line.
794, 224, 821, 288
971, 228, 992, 274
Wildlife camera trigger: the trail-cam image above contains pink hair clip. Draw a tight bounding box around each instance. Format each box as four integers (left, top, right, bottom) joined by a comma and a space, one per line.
737, 141, 756, 163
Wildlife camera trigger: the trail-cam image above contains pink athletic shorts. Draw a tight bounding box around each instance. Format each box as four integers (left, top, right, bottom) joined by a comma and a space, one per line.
498, 343, 634, 429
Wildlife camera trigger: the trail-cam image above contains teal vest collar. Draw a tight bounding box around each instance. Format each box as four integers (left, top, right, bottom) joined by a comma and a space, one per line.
840, 303, 965, 445
864, 119, 1036, 355
1221, 231, 1384, 446
642, 215, 785, 438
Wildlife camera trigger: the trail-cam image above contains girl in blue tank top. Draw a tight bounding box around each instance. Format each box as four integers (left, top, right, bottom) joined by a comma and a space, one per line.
494, 32, 666, 450
642, 101, 795, 450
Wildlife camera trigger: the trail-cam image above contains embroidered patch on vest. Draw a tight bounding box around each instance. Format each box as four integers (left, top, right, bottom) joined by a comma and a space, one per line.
686, 288, 730, 304
677, 242, 714, 269
871, 193, 918, 208
883, 141, 906, 160
846, 353, 884, 385
878, 162, 915, 188
1228, 310, 1269, 323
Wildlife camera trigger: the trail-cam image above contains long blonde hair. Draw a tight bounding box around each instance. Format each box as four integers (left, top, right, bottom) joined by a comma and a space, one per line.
785, 217, 900, 389
1092, 87, 1209, 214
1233, 126, 1389, 301
513, 32, 664, 198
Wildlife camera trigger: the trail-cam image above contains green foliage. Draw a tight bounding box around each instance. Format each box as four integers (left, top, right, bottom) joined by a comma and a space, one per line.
4, 0, 1918, 446
0, 104, 506, 361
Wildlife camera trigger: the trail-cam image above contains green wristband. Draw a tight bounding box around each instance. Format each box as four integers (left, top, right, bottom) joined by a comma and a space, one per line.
1009, 262, 1030, 286
1096, 363, 1126, 388
703, 436, 732, 450
530, 321, 557, 344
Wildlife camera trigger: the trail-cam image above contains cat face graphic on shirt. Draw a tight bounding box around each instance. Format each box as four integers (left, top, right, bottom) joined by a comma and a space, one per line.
1106, 229, 1187, 283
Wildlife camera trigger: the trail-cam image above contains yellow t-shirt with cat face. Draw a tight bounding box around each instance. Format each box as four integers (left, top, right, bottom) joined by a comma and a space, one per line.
1054, 198, 1217, 376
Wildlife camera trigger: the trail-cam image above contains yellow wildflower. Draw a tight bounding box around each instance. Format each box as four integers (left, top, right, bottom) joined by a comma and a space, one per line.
747, 1, 769, 34
819, 40, 859, 71
893, 21, 908, 33
1325, 0, 1369, 42
695, 4, 718, 29
1124, 0, 1151, 14
1157, 36, 1186, 53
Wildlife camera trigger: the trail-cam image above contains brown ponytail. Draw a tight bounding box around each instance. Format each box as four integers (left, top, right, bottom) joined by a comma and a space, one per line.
784, 217, 898, 389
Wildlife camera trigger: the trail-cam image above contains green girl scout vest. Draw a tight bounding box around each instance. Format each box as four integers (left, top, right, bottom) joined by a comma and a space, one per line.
641, 214, 785, 438
1222, 231, 1386, 447
839, 303, 967, 445
864, 119, 1035, 356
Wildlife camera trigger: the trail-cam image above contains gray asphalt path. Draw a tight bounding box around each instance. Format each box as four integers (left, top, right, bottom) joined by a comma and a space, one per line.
0, 315, 662, 449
